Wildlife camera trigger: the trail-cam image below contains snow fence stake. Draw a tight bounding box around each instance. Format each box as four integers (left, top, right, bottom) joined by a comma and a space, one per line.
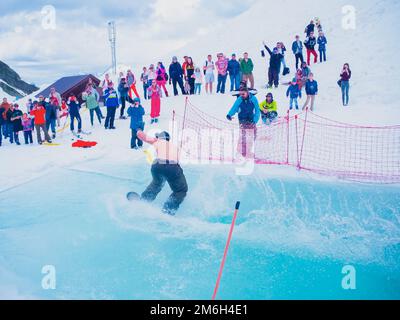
212, 201, 241, 300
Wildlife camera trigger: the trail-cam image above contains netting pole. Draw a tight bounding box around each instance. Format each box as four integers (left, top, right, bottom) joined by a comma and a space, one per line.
212, 201, 241, 300
180, 97, 189, 151
295, 114, 299, 168
298, 107, 309, 170
286, 110, 290, 165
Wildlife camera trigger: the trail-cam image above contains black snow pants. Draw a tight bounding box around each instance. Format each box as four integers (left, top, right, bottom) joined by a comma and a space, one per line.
141, 161, 188, 215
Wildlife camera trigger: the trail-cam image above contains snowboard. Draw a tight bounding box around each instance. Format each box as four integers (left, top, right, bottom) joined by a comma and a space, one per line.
126, 191, 141, 201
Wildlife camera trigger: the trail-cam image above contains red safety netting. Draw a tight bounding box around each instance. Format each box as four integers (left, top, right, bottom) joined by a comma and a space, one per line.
172, 98, 400, 184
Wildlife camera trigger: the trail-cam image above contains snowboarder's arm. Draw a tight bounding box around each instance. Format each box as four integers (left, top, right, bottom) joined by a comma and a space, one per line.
227, 98, 241, 118
137, 130, 157, 144
286, 87, 290, 97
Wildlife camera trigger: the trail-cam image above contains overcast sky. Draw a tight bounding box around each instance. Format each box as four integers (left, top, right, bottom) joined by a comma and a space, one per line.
0, 0, 256, 85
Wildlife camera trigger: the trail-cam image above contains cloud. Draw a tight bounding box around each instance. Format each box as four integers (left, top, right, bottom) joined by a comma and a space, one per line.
0, 0, 256, 84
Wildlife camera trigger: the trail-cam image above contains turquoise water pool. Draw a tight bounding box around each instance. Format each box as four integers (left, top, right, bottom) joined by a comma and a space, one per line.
0, 162, 399, 299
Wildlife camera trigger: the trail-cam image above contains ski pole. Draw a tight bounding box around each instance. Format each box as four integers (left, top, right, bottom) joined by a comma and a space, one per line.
212, 201, 241, 300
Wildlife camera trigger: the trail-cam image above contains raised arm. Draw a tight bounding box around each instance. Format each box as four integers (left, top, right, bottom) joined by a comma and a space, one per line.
137, 130, 157, 144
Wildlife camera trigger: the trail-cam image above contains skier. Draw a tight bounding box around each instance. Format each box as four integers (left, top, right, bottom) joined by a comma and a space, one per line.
259, 93, 278, 125
118, 77, 129, 119
30, 101, 52, 144
339, 63, 352, 106
135, 130, 188, 216
262, 42, 283, 89
67, 95, 82, 134
302, 73, 318, 111
127, 98, 145, 149
203, 54, 215, 94
286, 78, 302, 110
216, 53, 228, 94
226, 83, 261, 157
304, 31, 318, 66
292, 35, 304, 70
317, 31, 328, 63
169, 56, 185, 96
228, 53, 241, 92
156, 62, 169, 97
103, 81, 119, 130
147, 80, 162, 124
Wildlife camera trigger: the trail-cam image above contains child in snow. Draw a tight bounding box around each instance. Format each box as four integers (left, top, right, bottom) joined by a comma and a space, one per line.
286, 78, 302, 110
184, 78, 191, 95
67, 95, 82, 133
303, 73, 318, 111
317, 31, 328, 63
127, 98, 145, 149
60, 99, 69, 119
147, 80, 162, 124
21, 113, 33, 144
193, 67, 203, 95
259, 93, 278, 125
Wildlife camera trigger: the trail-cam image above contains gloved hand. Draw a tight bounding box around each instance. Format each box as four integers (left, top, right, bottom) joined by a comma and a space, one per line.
226, 115, 232, 121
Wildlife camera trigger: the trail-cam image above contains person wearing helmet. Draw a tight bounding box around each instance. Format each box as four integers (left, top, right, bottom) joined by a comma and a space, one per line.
127, 98, 145, 149
259, 93, 278, 124
134, 129, 188, 215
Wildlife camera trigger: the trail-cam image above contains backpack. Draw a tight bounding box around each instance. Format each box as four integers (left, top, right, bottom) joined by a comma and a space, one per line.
283, 67, 290, 76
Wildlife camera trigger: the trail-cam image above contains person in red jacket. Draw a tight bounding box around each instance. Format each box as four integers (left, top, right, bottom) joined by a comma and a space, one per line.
30, 102, 52, 144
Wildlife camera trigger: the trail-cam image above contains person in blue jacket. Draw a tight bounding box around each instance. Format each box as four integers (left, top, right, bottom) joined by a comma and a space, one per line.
317, 31, 328, 63
292, 35, 304, 70
127, 98, 145, 149
302, 73, 318, 111
286, 78, 302, 110
227, 54, 241, 92
103, 81, 119, 129
226, 83, 260, 157
67, 95, 82, 133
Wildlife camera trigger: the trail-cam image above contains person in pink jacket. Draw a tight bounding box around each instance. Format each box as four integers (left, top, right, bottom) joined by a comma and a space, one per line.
215, 53, 228, 94
156, 62, 169, 97
147, 80, 163, 124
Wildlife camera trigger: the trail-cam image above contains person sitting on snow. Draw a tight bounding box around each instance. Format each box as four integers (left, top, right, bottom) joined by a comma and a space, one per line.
137, 130, 188, 216
259, 93, 278, 124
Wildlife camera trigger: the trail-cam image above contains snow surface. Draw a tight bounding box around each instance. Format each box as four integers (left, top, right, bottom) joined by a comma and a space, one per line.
0, 0, 399, 299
